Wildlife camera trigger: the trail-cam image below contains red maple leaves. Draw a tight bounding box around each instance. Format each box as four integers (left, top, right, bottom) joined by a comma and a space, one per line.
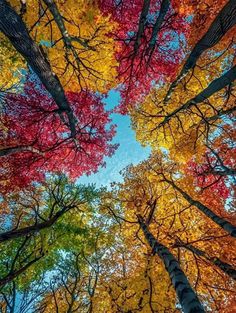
99, 0, 190, 112
0, 82, 117, 191
186, 136, 236, 214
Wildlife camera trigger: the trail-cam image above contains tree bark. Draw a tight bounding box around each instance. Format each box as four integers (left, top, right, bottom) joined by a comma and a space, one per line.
164, 0, 236, 102
42, 0, 71, 47
159, 65, 236, 128
173, 240, 236, 280
148, 0, 170, 50
164, 178, 236, 238
0, 207, 68, 243
138, 215, 205, 313
134, 0, 151, 53
0, 0, 76, 137
0, 146, 44, 157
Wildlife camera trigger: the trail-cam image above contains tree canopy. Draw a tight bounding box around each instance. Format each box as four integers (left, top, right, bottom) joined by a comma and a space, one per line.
0, 0, 235, 312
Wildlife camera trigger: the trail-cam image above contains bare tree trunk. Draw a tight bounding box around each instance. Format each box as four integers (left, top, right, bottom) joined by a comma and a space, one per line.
0, 0, 76, 137
164, 0, 236, 102
138, 215, 205, 313
164, 178, 236, 237
159, 65, 236, 128
173, 240, 236, 280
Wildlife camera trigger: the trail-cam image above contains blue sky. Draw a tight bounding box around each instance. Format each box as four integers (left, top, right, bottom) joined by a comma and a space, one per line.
78, 90, 151, 188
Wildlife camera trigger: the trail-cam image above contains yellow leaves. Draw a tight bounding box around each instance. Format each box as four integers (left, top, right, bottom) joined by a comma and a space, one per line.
131, 42, 234, 165
9, 0, 118, 93
116, 150, 236, 310
0, 35, 25, 91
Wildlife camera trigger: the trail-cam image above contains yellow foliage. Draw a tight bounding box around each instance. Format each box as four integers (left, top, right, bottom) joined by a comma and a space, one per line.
10, 0, 118, 93
116, 153, 236, 312
0, 35, 25, 91
131, 46, 235, 164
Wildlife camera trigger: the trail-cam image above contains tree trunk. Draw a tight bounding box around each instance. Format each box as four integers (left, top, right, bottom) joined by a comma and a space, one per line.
148, 0, 170, 50
0, 208, 67, 243
0, 0, 76, 137
173, 240, 236, 280
138, 215, 205, 313
159, 65, 236, 128
164, 178, 236, 237
164, 0, 236, 102
134, 0, 151, 53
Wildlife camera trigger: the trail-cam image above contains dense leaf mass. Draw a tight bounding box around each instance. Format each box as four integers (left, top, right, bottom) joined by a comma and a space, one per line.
99, 0, 190, 112
0, 82, 117, 190
0, 0, 235, 312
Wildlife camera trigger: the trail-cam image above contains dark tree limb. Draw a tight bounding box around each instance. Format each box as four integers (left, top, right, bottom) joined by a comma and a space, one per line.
138, 215, 205, 313
0, 254, 44, 287
173, 239, 236, 280
164, 0, 236, 102
148, 0, 170, 51
134, 0, 151, 53
159, 65, 236, 128
164, 177, 236, 238
0, 0, 77, 137
0, 206, 71, 243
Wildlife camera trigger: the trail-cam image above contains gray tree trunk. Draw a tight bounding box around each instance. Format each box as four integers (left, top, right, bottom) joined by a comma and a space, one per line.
138, 215, 205, 313
0, 0, 76, 136
164, 0, 236, 102
164, 178, 236, 238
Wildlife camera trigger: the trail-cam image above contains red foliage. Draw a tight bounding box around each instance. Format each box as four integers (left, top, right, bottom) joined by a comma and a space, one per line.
187, 158, 230, 199
186, 141, 236, 215
99, 0, 190, 112
0, 82, 117, 191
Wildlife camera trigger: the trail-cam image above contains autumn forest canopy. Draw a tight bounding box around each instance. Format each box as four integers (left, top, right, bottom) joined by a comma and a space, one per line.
0, 0, 236, 312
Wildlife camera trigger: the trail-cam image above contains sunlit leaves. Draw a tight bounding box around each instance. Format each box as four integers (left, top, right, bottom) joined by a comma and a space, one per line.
0, 81, 117, 190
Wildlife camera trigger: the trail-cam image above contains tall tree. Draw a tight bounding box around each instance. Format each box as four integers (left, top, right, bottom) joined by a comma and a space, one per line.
138, 215, 205, 313
99, 0, 189, 111
113, 153, 236, 311
9, 0, 118, 94
0, 0, 77, 136
164, 0, 236, 102
0, 175, 96, 243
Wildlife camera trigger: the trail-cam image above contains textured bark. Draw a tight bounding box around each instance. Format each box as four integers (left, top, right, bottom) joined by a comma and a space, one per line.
0, 146, 44, 157
164, 178, 236, 238
174, 241, 236, 280
159, 65, 236, 128
148, 0, 170, 50
164, 0, 236, 102
0, 208, 68, 243
138, 215, 205, 313
134, 0, 151, 53
0, 0, 76, 137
